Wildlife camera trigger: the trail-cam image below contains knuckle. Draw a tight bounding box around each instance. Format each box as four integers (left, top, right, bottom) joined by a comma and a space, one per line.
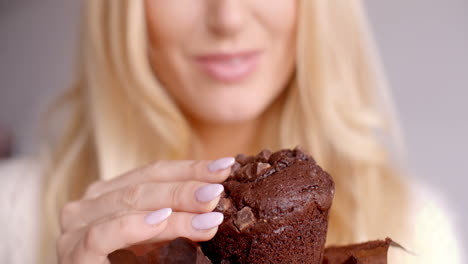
61, 201, 80, 217
170, 182, 206, 210
190, 160, 204, 172
60, 201, 80, 230
117, 216, 130, 232
83, 225, 102, 255
146, 160, 164, 173
169, 183, 185, 208
84, 180, 104, 198
138, 160, 164, 180
119, 184, 144, 209
69, 246, 84, 264
189, 160, 200, 169
190, 160, 210, 181
56, 234, 69, 258
116, 216, 137, 241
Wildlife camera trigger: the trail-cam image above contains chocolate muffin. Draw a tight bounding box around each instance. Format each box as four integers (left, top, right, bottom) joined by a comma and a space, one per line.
323, 238, 395, 264
108, 238, 396, 264
200, 148, 335, 264
108, 238, 212, 264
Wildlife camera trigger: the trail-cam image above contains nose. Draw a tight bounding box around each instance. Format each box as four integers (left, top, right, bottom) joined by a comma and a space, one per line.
206, 0, 246, 37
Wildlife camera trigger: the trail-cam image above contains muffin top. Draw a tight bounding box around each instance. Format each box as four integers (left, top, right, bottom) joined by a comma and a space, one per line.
216, 148, 335, 234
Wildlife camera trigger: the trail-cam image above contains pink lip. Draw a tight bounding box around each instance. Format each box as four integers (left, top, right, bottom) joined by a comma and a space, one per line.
195, 50, 262, 82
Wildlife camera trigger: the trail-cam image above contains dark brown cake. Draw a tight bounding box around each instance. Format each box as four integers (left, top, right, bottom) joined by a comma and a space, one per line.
108, 238, 397, 264
322, 238, 395, 264
108, 238, 212, 264
200, 148, 335, 264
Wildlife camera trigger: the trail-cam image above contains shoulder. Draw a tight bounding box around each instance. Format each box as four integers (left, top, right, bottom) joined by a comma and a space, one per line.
0, 158, 42, 208
0, 158, 42, 263
389, 182, 464, 264
0, 157, 42, 186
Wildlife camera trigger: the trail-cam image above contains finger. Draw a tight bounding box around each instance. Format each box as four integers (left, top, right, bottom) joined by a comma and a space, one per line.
62, 181, 224, 232
84, 158, 235, 199
68, 208, 173, 264
152, 211, 224, 243
126, 212, 224, 247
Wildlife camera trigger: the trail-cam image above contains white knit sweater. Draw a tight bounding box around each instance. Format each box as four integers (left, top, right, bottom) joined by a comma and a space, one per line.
0, 158, 463, 263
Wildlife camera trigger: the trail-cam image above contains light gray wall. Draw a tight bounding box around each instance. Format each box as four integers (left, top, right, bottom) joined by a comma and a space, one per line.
1, 0, 466, 254
366, 0, 468, 253
0, 0, 81, 153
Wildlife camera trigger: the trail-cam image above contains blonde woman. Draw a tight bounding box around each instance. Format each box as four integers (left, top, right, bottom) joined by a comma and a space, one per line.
0, 0, 462, 263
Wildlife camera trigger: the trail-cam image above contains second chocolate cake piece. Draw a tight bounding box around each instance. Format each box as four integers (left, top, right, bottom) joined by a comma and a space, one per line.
201, 148, 335, 264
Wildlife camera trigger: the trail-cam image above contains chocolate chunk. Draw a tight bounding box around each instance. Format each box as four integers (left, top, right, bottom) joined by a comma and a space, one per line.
293, 147, 312, 161
196, 247, 213, 264
343, 256, 358, 264
256, 167, 276, 181
255, 162, 271, 176
235, 154, 254, 165
137, 250, 159, 263
108, 249, 139, 264
229, 162, 241, 177
156, 238, 198, 263
215, 198, 233, 213
267, 149, 295, 166
256, 149, 272, 162
238, 163, 255, 181
267, 150, 284, 164
300, 184, 319, 193
234, 207, 256, 232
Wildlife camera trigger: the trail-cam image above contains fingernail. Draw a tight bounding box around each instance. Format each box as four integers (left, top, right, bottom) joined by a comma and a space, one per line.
208, 157, 235, 172
192, 212, 224, 230
195, 184, 224, 203
145, 208, 172, 225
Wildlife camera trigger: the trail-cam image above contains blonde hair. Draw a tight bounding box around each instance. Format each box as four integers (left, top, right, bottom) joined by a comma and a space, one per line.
40, 0, 409, 262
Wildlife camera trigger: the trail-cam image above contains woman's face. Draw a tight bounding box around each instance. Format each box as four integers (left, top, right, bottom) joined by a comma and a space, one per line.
145, 0, 297, 124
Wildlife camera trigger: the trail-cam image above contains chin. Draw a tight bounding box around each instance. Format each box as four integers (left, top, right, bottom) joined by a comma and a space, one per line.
190, 102, 267, 125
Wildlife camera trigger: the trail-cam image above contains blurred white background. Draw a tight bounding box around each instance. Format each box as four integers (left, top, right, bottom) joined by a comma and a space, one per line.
0, 0, 467, 255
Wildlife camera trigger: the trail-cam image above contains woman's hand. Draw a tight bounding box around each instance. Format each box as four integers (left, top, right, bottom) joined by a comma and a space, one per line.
57, 158, 235, 264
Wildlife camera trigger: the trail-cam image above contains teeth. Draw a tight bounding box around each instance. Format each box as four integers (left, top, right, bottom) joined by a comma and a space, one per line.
229, 57, 243, 65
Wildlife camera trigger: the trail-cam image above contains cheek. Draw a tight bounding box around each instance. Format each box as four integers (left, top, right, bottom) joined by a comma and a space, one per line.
253, 0, 297, 105
144, 0, 202, 98
256, 0, 297, 37
145, 0, 200, 32
144, 1, 199, 49
254, 0, 297, 88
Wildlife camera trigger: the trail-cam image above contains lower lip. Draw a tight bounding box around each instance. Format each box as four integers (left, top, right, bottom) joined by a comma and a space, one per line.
195, 52, 262, 82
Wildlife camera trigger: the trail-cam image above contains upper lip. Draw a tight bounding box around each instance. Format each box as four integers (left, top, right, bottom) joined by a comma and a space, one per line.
195, 50, 262, 61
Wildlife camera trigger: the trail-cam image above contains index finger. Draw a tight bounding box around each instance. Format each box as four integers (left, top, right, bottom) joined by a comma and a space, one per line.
84, 158, 235, 199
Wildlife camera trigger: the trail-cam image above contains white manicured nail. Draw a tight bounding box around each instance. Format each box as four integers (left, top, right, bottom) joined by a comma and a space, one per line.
195, 184, 224, 203
192, 212, 224, 230
208, 157, 235, 172
145, 208, 172, 225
